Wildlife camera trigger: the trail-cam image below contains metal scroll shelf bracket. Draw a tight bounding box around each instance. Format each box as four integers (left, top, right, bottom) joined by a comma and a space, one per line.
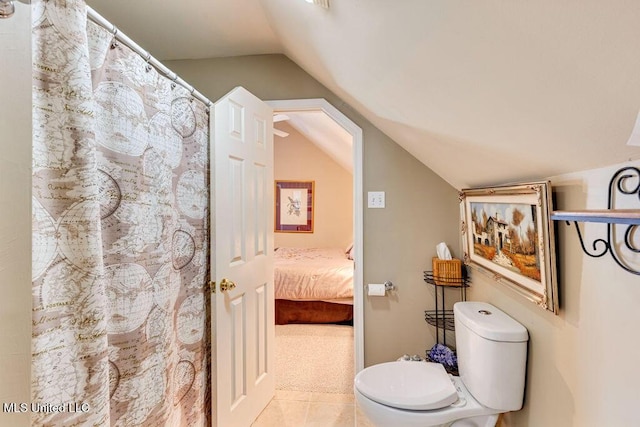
550, 166, 640, 275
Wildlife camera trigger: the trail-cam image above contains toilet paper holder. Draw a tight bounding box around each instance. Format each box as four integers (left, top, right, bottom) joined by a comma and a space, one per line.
366, 281, 396, 296
367, 281, 395, 291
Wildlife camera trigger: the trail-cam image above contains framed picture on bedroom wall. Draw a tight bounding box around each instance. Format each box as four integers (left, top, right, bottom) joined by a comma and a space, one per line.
460, 181, 559, 314
275, 180, 314, 233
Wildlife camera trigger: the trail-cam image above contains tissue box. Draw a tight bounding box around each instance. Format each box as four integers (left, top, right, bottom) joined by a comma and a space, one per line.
432, 258, 462, 286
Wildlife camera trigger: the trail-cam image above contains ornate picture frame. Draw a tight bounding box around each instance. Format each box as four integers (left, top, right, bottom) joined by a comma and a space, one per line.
275, 180, 314, 233
460, 181, 559, 313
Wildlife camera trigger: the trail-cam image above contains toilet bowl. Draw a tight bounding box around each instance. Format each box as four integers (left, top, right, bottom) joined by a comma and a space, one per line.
354, 302, 528, 427
354, 361, 500, 427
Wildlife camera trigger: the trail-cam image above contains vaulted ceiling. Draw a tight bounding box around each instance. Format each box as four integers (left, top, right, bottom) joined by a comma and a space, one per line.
86, 0, 640, 189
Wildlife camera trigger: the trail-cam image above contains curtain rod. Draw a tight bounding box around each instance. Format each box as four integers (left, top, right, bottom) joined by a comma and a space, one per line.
86, 6, 213, 108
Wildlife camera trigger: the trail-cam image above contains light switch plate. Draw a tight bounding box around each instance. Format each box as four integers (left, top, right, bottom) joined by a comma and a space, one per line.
368, 191, 385, 208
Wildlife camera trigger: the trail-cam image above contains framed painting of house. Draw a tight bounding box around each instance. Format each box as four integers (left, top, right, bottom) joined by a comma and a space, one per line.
460, 181, 559, 314
275, 181, 314, 233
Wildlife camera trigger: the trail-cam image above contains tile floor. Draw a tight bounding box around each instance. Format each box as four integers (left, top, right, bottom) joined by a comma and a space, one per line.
251, 390, 375, 427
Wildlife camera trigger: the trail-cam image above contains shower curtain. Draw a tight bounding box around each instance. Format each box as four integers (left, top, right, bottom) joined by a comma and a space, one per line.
31, 1, 210, 425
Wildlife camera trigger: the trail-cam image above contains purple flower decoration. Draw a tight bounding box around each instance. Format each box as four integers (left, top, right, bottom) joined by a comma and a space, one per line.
428, 343, 458, 368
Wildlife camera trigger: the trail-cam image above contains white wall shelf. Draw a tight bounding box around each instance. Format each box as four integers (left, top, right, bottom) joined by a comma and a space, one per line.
551, 210, 640, 225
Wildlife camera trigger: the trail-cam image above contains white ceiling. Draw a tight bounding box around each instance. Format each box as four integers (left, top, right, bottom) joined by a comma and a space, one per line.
86, 0, 640, 189
276, 111, 353, 173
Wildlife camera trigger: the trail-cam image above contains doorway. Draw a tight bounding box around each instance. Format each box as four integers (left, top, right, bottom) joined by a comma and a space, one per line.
267, 99, 364, 374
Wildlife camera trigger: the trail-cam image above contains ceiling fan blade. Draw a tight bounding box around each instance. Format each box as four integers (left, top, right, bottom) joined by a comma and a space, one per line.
273, 114, 290, 123
273, 128, 289, 138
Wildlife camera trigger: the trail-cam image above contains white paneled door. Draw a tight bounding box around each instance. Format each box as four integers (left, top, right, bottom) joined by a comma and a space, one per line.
211, 87, 275, 427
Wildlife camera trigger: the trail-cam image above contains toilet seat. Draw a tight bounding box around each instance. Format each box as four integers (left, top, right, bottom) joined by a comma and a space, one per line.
354, 361, 458, 410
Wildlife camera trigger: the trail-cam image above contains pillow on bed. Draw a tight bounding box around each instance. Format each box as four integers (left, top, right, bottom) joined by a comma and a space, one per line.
345, 242, 353, 255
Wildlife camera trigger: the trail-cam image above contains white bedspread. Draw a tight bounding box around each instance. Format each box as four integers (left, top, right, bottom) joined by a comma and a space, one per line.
274, 247, 354, 303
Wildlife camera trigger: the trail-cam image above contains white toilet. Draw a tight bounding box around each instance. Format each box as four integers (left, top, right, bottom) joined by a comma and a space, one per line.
354, 301, 528, 427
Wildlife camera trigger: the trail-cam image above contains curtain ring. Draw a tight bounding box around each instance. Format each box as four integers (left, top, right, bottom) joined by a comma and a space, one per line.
110, 27, 119, 49
144, 52, 152, 72
170, 74, 178, 90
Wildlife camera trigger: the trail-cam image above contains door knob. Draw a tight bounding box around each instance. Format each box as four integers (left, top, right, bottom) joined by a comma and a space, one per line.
220, 278, 236, 292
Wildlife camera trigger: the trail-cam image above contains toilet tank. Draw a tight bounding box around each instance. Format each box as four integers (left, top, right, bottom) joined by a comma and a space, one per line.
454, 302, 528, 411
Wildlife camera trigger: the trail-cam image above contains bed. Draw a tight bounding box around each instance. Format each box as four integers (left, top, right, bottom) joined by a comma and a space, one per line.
274, 246, 354, 324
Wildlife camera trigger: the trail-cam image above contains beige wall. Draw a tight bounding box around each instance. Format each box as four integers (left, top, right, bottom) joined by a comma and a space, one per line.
274, 122, 353, 249
0, 4, 32, 427
167, 54, 461, 368
470, 160, 640, 427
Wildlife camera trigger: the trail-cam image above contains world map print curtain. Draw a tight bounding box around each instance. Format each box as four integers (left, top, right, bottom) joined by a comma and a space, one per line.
31, 1, 210, 425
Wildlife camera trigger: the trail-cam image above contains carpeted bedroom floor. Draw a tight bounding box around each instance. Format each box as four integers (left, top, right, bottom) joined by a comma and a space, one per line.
275, 324, 354, 395
253, 324, 375, 426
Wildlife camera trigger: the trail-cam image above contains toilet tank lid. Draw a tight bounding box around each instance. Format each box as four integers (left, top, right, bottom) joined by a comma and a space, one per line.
454, 302, 528, 342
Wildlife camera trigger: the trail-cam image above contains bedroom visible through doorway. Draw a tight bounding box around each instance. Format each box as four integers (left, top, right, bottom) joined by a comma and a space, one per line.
267, 98, 364, 389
